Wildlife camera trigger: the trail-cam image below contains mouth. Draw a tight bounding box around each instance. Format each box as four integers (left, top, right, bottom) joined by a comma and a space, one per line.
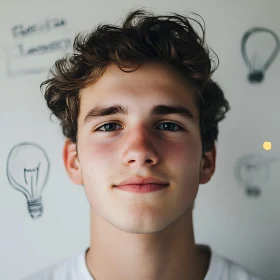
114, 183, 169, 193
116, 176, 169, 187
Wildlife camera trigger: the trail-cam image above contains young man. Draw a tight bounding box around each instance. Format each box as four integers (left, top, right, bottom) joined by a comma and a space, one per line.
23, 8, 262, 280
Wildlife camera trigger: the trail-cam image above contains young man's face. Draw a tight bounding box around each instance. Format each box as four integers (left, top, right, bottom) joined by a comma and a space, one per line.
64, 62, 215, 234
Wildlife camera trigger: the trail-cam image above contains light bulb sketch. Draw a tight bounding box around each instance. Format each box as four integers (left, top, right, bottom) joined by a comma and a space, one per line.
6, 142, 50, 219
241, 27, 280, 83
234, 153, 279, 197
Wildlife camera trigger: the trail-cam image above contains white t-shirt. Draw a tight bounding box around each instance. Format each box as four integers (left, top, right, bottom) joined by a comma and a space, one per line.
22, 247, 262, 280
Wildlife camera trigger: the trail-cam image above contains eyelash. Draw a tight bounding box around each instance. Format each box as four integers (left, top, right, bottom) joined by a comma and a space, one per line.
95, 121, 184, 133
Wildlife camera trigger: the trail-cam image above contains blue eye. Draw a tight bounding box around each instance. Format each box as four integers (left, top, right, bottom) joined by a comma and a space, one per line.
157, 122, 183, 131
95, 122, 183, 132
96, 122, 122, 132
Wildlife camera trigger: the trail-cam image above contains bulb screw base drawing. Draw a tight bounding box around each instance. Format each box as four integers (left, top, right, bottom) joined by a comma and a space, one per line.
246, 185, 261, 197
27, 197, 44, 219
248, 71, 264, 83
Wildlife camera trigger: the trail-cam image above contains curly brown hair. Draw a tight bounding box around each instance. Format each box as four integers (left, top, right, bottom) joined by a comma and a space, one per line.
41, 8, 230, 154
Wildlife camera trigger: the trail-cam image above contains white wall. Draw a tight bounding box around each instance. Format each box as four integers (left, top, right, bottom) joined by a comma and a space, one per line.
0, 1, 279, 279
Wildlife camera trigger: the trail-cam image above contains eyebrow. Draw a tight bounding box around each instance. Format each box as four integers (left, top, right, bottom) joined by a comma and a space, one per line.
84, 104, 196, 124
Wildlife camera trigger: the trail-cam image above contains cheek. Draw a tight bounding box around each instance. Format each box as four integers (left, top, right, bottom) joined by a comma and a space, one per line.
79, 137, 116, 167
165, 138, 200, 165
78, 141, 114, 208
78, 138, 118, 189
166, 140, 201, 198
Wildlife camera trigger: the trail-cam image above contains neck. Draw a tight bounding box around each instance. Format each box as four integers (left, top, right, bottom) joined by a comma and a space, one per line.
85, 208, 211, 280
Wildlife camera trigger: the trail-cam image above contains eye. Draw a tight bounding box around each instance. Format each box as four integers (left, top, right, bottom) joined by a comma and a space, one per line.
96, 122, 123, 132
95, 121, 184, 132
157, 122, 183, 131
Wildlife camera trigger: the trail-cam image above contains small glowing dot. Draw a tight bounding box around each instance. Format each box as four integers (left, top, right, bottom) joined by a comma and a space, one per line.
263, 142, 272, 150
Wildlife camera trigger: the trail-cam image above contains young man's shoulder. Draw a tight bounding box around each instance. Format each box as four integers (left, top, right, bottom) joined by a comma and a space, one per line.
21, 250, 90, 280
207, 252, 264, 280
22, 260, 71, 280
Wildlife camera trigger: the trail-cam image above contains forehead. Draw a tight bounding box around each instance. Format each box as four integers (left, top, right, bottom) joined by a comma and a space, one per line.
86, 62, 193, 94
80, 62, 198, 118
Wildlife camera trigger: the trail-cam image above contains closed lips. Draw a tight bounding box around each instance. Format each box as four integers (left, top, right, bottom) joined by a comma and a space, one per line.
116, 177, 169, 187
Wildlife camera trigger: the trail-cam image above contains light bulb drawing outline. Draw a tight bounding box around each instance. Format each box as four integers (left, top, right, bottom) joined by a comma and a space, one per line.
241, 27, 280, 83
6, 142, 50, 219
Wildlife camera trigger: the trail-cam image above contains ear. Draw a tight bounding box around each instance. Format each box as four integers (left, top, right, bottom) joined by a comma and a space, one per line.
199, 144, 216, 184
63, 139, 83, 185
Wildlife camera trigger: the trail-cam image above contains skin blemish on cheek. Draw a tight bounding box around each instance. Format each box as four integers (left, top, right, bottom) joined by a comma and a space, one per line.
86, 175, 93, 181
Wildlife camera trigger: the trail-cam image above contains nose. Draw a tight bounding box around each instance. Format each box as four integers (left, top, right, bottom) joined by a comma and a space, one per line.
121, 126, 160, 167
